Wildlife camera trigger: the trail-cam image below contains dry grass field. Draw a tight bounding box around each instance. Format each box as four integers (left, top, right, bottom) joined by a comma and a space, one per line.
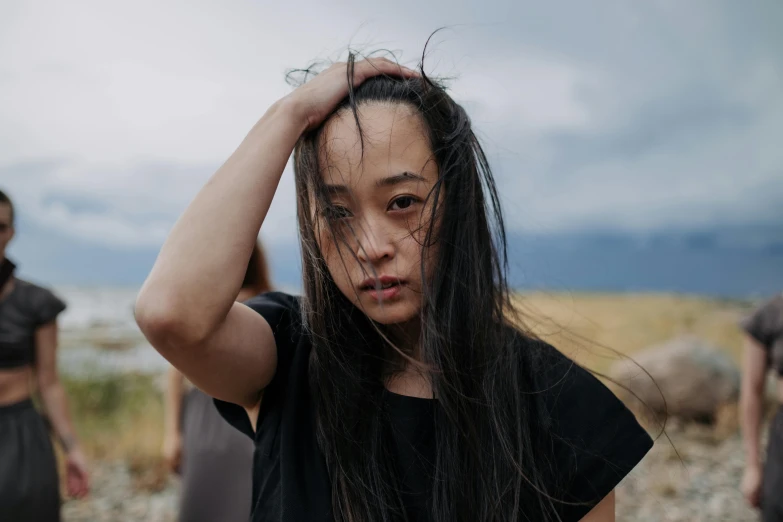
516, 292, 752, 374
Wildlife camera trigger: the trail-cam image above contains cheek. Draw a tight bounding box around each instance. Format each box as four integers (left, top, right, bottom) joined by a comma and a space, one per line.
317, 227, 359, 290
406, 207, 441, 279
395, 234, 435, 288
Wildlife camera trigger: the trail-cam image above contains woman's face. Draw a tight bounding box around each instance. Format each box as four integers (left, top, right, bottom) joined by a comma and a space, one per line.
315, 102, 439, 326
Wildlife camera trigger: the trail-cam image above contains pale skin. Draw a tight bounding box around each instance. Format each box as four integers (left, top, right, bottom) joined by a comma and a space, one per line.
162, 286, 258, 473
0, 203, 89, 499
134, 58, 614, 520
740, 334, 775, 509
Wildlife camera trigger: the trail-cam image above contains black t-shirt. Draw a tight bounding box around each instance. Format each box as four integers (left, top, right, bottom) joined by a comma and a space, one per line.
215, 292, 653, 522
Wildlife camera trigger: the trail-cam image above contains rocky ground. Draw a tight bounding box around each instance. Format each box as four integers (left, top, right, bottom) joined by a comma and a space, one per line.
616, 422, 758, 522
63, 425, 758, 522
62, 461, 178, 522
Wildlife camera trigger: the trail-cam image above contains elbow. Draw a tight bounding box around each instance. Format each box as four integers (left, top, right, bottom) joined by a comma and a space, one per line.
134, 289, 212, 352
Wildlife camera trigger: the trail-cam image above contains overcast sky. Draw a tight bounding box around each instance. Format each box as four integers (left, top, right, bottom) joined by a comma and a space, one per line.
1, 0, 781, 267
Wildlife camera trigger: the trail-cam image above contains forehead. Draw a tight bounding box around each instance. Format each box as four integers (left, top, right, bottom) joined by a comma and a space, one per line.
319, 103, 434, 186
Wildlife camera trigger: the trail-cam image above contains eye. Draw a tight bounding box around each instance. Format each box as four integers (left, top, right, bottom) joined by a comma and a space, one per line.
389, 196, 417, 211
322, 205, 353, 221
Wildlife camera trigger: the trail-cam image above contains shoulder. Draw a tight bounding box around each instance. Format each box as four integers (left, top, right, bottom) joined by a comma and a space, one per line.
13, 279, 67, 314
14, 278, 45, 296
515, 333, 653, 518
517, 333, 600, 404
521, 334, 649, 445
749, 294, 783, 319
15, 278, 59, 297
741, 293, 783, 348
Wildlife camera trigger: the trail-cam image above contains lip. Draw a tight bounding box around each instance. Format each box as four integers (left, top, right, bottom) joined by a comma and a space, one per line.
358, 275, 406, 301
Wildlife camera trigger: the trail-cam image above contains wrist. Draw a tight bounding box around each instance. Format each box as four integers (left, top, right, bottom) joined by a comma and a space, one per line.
58, 432, 74, 451
271, 95, 310, 135
64, 441, 83, 456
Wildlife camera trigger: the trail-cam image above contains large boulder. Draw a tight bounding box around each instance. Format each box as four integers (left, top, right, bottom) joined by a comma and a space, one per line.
609, 335, 740, 423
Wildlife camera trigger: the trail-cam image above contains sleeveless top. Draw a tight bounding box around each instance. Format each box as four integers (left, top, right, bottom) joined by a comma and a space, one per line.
0, 278, 67, 369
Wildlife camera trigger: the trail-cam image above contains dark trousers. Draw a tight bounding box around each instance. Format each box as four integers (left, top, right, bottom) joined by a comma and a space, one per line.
0, 399, 61, 522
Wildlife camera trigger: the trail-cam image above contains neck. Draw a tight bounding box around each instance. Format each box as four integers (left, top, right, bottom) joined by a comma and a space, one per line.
385, 317, 422, 358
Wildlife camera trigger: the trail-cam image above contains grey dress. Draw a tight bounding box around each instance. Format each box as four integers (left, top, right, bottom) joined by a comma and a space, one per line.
742, 293, 783, 522
179, 387, 255, 522
0, 278, 67, 522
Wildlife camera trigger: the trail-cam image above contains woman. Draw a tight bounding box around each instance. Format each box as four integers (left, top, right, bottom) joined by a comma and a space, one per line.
135, 54, 653, 521
163, 241, 272, 522
0, 189, 89, 521
741, 292, 783, 520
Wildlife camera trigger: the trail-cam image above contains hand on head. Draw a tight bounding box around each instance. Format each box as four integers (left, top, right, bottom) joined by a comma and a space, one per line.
283, 57, 419, 132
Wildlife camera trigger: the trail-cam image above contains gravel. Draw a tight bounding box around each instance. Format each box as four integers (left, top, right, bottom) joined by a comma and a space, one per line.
63, 425, 760, 522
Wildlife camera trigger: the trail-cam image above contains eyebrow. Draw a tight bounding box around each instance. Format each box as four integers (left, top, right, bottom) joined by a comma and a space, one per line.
376, 172, 427, 188
324, 172, 428, 195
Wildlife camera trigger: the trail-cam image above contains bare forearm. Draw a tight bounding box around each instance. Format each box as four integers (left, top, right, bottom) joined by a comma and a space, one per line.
136, 99, 306, 342
741, 336, 770, 469
40, 382, 80, 452
165, 367, 185, 436
740, 385, 764, 467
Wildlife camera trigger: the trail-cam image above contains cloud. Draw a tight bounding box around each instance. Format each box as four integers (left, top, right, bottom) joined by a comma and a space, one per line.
451, 52, 598, 133
1, 0, 781, 257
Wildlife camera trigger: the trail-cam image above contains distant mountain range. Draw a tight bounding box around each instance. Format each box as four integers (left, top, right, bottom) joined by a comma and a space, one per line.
10, 223, 782, 298
505, 230, 782, 297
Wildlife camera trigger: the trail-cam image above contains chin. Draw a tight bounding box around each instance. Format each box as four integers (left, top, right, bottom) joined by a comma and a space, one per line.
359, 299, 419, 326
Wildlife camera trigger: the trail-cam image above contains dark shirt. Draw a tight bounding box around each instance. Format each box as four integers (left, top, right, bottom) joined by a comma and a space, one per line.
742, 293, 783, 375
0, 279, 67, 369
215, 292, 653, 522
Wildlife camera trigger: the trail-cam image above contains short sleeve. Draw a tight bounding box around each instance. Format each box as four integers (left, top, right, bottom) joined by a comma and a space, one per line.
213, 291, 302, 439
532, 340, 653, 520
30, 286, 67, 326
741, 295, 783, 350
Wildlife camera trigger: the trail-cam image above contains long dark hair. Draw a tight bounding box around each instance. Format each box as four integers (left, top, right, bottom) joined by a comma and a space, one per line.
242, 241, 273, 295
292, 52, 564, 521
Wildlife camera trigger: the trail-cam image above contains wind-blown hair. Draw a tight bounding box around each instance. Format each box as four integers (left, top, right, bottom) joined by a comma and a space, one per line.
242, 241, 272, 295
290, 50, 568, 521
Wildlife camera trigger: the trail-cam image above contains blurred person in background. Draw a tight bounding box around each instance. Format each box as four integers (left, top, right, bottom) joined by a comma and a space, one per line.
0, 189, 89, 521
163, 240, 272, 522
741, 292, 783, 521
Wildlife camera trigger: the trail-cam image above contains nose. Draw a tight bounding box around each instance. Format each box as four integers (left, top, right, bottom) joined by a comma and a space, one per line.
354, 216, 395, 265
